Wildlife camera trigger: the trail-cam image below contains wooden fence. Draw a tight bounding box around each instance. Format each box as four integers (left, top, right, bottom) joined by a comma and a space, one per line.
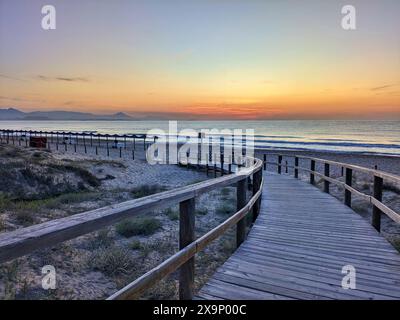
0, 145, 263, 300
262, 153, 400, 231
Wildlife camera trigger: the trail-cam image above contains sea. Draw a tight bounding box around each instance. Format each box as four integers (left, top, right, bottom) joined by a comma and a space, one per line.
0, 120, 399, 156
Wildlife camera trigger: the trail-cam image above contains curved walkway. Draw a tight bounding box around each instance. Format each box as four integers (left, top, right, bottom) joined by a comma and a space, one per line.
197, 172, 400, 300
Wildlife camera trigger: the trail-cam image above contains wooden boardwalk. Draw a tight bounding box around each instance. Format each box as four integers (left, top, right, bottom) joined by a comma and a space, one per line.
197, 172, 400, 300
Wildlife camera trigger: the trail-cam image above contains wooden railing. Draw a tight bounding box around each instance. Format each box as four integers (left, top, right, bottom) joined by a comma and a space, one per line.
0, 129, 149, 154
0, 152, 263, 300
262, 153, 400, 231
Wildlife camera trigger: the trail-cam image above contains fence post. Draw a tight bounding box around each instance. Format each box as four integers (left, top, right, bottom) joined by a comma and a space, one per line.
252, 170, 262, 222
372, 175, 383, 232
236, 179, 247, 248
263, 154, 266, 170
324, 163, 330, 193
345, 168, 352, 207
278, 155, 282, 174
205, 154, 209, 176
213, 156, 217, 178
179, 198, 195, 300
220, 153, 224, 176
294, 157, 299, 178
310, 160, 315, 184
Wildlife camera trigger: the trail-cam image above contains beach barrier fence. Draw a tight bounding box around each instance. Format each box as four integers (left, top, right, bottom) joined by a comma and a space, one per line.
262, 153, 400, 232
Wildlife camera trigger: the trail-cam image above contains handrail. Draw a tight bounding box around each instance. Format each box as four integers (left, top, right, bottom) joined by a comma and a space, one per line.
263, 152, 400, 184
0, 146, 263, 300
297, 155, 400, 184
262, 153, 400, 231
108, 177, 264, 300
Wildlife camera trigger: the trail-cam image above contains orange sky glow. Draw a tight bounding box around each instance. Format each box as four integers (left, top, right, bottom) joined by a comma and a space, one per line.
1, 0, 399, 119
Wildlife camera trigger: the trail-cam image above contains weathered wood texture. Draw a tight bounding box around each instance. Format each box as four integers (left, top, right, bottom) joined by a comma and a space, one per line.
197, 172, 400, 300
179, 198, 196, 300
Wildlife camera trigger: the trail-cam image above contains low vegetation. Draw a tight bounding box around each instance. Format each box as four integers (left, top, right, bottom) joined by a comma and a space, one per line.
216, 203, 235, 216
116, 217, 162, 237
0, 144, 238, 300
0, 145, 102, 201
88, 246, 136, 276
88, 229, 114, 249
196, 207, 208, 216
164, 208, 179, 221
128, 239, 142, 250
0, 216, 5, 232
130, 184, 167, 198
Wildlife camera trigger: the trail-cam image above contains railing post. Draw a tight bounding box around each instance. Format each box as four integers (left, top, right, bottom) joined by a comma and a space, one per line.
310, 160, 315, 184
345, 168, 352, 207
372, 175, 383, 232
278, 155, 282, 174
236, 178, 246, 248
324, 163, 330, 193
220, 153, 224, 176
294, 157, 299, 179
252, 170, 262, 222
263, 154, 266, 171
179, 198, 195, 300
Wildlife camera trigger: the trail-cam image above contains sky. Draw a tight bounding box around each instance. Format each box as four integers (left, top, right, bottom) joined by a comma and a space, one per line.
0, 0, 399, 120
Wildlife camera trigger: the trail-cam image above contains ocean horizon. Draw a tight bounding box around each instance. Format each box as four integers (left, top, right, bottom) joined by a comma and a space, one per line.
1, 119, 399, 156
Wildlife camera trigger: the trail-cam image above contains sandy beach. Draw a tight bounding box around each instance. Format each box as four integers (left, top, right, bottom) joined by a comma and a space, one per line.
0, 143, 239, 300
0, 141, 399, 300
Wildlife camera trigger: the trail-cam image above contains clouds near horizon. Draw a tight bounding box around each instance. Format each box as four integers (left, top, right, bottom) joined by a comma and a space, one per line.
0, 0, 399, 119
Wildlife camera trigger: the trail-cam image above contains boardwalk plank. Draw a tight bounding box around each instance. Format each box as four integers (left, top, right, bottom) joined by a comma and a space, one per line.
196, 172, 400, 300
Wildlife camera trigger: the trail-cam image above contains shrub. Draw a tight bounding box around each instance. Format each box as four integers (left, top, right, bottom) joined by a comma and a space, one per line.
0, 194, 12, 212
89, 229, 114, 249
383, 183, 400, 195
129, 239, 142, 250
55, 192, 100, 205
216, 203, 235, 216
164, 208, 179, 221
15, 210, 35, 226
221, 188, 231, 196
48, 164, 101, 187
196, 208, 208, 216
0, 217, 5, 231
116, 217, 162, 237
69, 166, 101, 187
131, 184, 166, 198
88, 246, 135, 276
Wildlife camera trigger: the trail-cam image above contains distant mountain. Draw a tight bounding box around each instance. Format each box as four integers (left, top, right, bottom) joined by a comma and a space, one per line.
0, 108, 26, 120
0, 108, 134, 121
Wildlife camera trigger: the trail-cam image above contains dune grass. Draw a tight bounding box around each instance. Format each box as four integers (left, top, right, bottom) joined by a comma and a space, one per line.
116, 217, 162, 237
130, 184, 167, 198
